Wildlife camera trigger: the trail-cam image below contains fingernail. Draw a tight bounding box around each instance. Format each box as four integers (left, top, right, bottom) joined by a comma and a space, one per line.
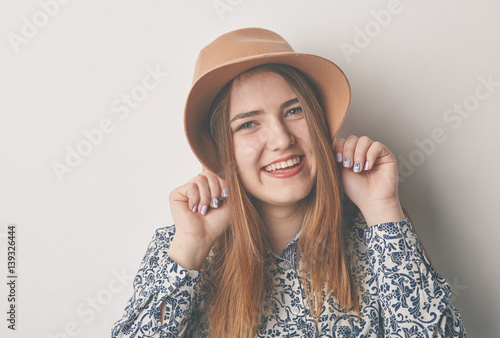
343, 156, 351, 167
212, 197, 219, 208
364, 161, 370, 171
222, 187, 228, 197
336, 153, 342, 162
192, 205, 198, 213
353, 161, 360, 173
201, 205, 208, 216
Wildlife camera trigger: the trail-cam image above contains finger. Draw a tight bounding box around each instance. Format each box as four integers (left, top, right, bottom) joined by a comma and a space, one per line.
365, 141, 386, 170
352, 136, 373, 173
202, 172, 222, 208
184, 182, 201, 212
192, 175, 212, 216
333, 137, 345, 163
340, 135, 359, 168
217, 177, 229, 199
170, 181, 200, 213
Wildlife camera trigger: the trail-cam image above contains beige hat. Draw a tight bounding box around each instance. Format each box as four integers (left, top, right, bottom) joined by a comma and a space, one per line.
184, 27, 351, 176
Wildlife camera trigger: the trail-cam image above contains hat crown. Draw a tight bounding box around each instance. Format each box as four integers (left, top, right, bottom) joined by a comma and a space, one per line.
193, 28, 294, 84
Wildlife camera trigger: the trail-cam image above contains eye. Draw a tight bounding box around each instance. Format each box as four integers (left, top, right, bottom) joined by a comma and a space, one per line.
236, 121, 256, 131
285, 107, 303, 117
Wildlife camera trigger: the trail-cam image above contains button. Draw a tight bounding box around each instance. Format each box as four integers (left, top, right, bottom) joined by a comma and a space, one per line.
291, 306, 300, 315
283, 262, 292, 270
168, 276, 179, 284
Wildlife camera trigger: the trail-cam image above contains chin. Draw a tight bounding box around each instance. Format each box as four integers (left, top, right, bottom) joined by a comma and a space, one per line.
257, 188, 313, 207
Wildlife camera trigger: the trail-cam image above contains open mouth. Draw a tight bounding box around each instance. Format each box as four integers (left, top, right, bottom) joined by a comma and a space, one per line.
262, 156, 303, 173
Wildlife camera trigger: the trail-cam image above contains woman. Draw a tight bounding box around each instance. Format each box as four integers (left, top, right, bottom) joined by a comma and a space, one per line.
112, 28, 465, 337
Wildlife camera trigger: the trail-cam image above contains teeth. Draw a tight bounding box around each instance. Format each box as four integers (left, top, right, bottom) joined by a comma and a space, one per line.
264, 156, 301, 172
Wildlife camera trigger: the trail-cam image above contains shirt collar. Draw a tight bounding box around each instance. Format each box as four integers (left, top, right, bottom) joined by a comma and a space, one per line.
278, 230, 301, 259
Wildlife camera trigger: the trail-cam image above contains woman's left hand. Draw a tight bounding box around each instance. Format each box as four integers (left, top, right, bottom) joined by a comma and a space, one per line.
333, 135, 405, 227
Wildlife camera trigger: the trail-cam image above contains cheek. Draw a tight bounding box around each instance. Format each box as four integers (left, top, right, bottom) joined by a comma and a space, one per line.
288, 119, 312, 143
233, 136, 263, 167
293, 127, 316, 171
294, 128, 314, 153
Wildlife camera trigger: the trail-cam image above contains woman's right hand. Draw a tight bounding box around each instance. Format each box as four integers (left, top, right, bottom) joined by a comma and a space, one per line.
167, 171, 230, 270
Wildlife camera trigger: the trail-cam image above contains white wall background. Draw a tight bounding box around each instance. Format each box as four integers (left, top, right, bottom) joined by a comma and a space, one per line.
0, 1, 498, 337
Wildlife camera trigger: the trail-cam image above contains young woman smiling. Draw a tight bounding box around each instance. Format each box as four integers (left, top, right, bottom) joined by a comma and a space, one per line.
112, 28, 465, 337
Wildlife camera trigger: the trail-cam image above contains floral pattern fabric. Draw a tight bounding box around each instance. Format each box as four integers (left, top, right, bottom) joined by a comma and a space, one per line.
112, 212, 466, 337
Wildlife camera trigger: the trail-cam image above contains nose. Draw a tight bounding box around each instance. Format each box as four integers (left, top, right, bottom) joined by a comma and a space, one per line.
265, 119, 295, 150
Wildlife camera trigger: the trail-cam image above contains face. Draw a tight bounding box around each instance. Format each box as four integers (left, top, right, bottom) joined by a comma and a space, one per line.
228, 70, 316, 209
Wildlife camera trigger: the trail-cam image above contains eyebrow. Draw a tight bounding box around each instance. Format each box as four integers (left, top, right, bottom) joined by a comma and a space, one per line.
229, 98, 299, 124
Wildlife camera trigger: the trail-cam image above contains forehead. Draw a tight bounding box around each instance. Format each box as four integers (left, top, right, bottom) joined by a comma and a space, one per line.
228, 70, 296, 117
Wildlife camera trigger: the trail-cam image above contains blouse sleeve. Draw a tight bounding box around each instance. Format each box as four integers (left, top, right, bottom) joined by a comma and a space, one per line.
111, 225, 204, 337
364, 218, 466, 337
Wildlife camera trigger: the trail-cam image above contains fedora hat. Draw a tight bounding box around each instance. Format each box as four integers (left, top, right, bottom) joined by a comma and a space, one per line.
184, 27, 351, 176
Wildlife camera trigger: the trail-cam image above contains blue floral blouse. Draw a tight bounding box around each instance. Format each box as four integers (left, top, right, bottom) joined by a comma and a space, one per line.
112, 212, 466, 337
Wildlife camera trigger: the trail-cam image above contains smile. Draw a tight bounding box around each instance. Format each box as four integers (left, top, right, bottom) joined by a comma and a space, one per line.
263, 156, 303, 173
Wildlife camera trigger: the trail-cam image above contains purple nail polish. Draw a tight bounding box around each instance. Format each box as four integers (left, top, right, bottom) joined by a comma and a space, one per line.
364, 161, 370, 171
192, 205, 198, 213
201, 205, 208, 216
336, 153, 342, 162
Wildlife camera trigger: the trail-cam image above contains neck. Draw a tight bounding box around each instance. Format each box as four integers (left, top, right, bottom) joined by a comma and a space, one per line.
257, 200, 306, 254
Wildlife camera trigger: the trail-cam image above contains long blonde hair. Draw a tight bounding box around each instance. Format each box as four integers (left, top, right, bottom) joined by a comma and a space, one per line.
206, 64, 359, 337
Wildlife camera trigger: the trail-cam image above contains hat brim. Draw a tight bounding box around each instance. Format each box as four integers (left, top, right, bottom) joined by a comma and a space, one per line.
184, 52, 351, 176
